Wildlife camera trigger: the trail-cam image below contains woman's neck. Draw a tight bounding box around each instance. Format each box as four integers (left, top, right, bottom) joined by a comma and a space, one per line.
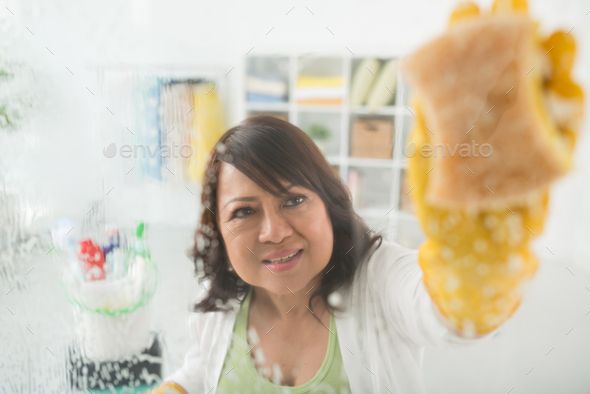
251, 274, 328, 322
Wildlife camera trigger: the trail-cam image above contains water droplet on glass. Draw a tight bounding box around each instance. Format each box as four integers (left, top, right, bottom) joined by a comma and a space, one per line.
328, 291, 343, 307
403, 142, 417, 158
216, 143, 226, 154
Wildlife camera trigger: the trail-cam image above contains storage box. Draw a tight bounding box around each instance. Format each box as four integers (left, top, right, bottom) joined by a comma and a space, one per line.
350, 118, 394, 159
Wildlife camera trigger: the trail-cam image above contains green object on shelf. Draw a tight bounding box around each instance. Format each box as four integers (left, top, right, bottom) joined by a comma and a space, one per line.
306, 123, 331, 141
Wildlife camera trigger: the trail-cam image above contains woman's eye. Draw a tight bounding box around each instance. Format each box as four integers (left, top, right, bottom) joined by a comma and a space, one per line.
233, 207, 254, 219
285, 195, 306, 207
231, 196, 306, 220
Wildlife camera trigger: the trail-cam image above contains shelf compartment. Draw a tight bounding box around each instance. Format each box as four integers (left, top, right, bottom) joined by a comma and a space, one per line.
295, 56, 345, 106
246, 55, 290, 104
297, 111, 342, 157
347, 166, 394, 211
349, 57, 399, 109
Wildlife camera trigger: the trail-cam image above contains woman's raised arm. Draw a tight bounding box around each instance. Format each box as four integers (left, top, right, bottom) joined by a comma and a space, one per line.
398, 0, 584, 338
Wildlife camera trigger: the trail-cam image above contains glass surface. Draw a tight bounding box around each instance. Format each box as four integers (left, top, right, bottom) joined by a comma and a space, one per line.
2, 3, 589, 393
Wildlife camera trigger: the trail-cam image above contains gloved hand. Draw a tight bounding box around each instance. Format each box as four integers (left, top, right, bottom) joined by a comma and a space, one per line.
150, 382, 188, 394
400, 0, 584, 337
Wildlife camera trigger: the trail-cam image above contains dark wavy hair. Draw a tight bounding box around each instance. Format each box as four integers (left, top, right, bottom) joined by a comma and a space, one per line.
191, 115, 383, 319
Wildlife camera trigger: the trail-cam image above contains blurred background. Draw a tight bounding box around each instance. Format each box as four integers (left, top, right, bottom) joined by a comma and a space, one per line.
1, 0, 589, 393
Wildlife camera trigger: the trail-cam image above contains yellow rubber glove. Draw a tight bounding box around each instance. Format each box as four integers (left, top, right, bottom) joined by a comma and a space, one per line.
150, 381, 188, 394
401, 0, 584, 337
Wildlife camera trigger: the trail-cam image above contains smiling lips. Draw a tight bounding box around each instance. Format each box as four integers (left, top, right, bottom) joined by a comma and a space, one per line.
262, 249, 303, 272
262, 249, 303, 263
262, 248, 302, 262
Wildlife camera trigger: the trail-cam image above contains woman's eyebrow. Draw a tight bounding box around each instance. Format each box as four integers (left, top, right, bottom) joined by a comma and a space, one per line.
223, 196, 258, 209
222, 184, 296, 210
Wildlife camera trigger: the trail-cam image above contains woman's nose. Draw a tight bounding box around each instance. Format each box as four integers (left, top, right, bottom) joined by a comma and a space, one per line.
258, 208, 294, 244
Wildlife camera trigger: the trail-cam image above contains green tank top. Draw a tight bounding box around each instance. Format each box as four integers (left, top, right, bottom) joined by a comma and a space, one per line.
216, 287, 352, 394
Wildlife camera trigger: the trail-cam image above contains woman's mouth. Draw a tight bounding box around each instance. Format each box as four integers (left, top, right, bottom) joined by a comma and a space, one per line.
263, 249, 303, 272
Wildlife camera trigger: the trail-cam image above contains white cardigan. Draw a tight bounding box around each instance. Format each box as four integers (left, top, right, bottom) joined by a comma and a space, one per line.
166, 240, 498, 393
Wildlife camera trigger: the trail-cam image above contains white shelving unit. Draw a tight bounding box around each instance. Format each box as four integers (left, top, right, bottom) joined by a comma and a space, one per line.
242, 53, 425, 247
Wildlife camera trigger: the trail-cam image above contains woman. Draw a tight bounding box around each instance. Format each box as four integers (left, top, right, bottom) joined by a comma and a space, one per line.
153, 115, 500, 394
151, 1, 584, 391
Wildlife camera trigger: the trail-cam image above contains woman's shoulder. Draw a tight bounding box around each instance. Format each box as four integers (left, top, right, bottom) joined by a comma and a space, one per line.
186, 292, 242, 341
165, 304, 240, 393
341, 239, 418, 300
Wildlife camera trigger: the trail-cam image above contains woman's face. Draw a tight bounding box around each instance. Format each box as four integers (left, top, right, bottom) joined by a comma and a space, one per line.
216, 162, 334, 295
